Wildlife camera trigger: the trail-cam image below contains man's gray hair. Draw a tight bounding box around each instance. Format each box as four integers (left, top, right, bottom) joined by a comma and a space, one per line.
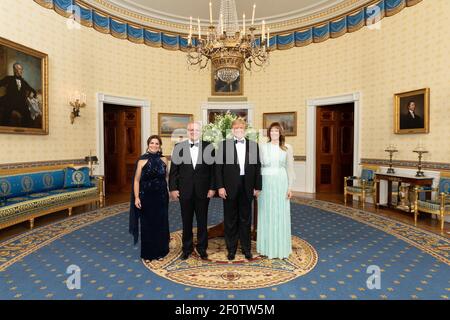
13, 62, 22, 71
187, 121, 202, 127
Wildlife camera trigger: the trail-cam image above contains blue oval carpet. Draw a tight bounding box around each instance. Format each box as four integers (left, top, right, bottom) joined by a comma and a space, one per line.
0, 198, 448, 300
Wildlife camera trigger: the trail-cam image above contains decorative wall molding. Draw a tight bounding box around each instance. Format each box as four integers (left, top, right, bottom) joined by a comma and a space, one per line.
91, 0, 364, 31
34, 0, 423, 51
0, 159, 86, 171
361, 158, 450, 171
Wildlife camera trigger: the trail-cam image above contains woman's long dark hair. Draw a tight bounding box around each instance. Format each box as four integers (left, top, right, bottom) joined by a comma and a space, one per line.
267, 122, 287, 151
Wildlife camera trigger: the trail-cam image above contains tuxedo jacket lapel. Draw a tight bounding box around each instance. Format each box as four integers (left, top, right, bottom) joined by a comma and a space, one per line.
232, 139, 239, 166
181, 141, 194, 172
244, 138, 250, 170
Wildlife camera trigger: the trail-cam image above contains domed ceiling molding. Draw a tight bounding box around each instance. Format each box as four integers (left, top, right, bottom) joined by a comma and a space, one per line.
34, 0, 423, 51
84, 0, 367, 33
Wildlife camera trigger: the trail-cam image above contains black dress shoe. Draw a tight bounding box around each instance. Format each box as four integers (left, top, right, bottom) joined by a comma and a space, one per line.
244, 252, 253, 260
198, 251, 208, 260
227, 253, 235, 261
180, 252, 190, 260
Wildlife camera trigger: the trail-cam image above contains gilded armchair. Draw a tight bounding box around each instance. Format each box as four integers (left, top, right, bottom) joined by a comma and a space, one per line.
414, 174, 450, 232
344, 166, 379, 209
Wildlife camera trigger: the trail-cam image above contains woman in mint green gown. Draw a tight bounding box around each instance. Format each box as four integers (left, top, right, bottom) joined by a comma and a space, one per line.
257, 122, 296, 259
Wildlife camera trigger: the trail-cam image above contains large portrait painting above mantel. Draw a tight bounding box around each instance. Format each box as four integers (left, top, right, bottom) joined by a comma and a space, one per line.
0, 37, 48, 135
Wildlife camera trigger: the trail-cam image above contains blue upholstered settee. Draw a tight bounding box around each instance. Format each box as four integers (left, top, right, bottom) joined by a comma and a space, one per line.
0, 166, 104, 230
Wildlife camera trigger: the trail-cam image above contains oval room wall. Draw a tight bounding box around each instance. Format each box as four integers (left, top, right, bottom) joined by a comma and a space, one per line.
0, 0, 448, 171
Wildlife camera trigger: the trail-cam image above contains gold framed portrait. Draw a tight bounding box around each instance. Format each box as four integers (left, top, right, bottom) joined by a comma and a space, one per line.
394, 88, 429, 134
263, 112, 297, 136
0, 37, 48, 135
158, 113, 193, 137
211, 66, 243, 96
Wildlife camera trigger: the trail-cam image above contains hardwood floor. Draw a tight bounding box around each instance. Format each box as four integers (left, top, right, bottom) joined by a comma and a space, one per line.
294, 191, 450, 238
0, 191, 448, 242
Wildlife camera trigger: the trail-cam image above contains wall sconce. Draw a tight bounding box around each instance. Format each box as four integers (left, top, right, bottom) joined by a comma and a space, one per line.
69, 92, 87, 124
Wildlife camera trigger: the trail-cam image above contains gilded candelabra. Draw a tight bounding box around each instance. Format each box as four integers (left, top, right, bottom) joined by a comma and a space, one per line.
413, 146, 428, 177
384, 144, 398, 174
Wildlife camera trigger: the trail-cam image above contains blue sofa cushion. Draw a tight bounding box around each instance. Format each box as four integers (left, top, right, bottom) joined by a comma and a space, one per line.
0, 187, 97, 208
417, 200, 450, 212
63, 167, 93, 188
0, 186, 98, 224
0, 170, 65, 200
438, 178, 450, 194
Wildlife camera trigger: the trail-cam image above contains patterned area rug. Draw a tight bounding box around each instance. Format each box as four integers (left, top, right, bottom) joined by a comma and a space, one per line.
0, 197, 449, 300
143, 232, 317, 290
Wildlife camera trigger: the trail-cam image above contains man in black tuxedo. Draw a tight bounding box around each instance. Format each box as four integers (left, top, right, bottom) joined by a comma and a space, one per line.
169, 122, 216, 260
215, 119, 262, 261
400, 101, 423, 129
0, 62, 36, 127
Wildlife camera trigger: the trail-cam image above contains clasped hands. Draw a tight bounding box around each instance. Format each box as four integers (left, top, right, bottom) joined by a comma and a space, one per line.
218, 188, 260, 199
170, 190, 216, 200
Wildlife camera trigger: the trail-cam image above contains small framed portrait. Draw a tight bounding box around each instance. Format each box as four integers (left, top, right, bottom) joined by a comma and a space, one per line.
211, 66, 243, 96
0, 37, 48, 135
207, 109, 248, 124
158, 113, 193, 137
394, 88, 429, 134
263, 112, 297, 136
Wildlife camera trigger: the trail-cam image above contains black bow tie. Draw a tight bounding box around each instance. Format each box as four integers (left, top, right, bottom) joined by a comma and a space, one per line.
235, 139, 245, 144
190, 143, 199, 148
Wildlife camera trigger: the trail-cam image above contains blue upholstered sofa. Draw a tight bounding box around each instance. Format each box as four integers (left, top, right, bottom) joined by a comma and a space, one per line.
0, 166, 104, 230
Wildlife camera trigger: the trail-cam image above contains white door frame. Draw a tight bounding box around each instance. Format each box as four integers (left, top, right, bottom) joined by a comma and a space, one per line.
201, 101, 254, 125
305, 92, 361, 193
96, 93, 151, 176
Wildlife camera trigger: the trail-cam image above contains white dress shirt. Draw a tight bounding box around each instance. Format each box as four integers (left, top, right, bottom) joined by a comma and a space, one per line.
16, 79, 21, 91
189, 140, 199, 169
234, 137, 246, 176
409, 110, 415, 119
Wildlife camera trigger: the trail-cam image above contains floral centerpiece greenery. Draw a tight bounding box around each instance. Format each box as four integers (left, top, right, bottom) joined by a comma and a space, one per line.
202, 111, 259, 148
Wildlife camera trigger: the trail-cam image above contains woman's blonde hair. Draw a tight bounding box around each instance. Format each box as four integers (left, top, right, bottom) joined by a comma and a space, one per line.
231, 118, 246, 128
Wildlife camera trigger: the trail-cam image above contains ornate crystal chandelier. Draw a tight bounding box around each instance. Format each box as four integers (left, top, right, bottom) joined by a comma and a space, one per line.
187, 0, 270, 84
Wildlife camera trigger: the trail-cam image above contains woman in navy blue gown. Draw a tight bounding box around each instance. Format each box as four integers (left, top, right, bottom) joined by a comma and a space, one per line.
129, 135, 170, 261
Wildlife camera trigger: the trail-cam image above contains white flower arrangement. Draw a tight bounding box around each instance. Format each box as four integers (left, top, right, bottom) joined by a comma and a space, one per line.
202, 111, 259, 148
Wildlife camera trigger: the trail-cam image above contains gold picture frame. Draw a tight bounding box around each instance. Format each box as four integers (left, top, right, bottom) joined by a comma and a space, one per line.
394, 88, 429, 134
263, 112, 297, 136
158, 113, 193, 137
0, 37, 48, 135
211, 66, 243, 96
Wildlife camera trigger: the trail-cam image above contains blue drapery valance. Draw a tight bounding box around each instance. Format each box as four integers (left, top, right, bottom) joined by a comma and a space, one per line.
34, 0, 423, 52
347, 10, 366, 32
127, 25, 144, 43
92, 11, 109, 33
330, 17, 347, 38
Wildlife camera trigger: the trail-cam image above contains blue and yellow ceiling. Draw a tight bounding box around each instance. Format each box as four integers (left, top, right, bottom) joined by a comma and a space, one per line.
35, 0, 422, 51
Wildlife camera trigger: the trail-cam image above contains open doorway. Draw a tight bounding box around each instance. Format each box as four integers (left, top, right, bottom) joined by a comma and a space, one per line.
316, 103, 354, 193
103, 104, 141, 194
